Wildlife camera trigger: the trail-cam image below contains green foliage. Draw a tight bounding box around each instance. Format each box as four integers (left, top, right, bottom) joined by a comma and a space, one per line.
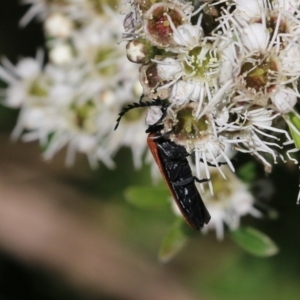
230, 227, 279, 257
124, 184, 170, 209
0, 105, 19, 131
158, 217, 195, 263
288, 112, 300, 149
236, 162, 257, 183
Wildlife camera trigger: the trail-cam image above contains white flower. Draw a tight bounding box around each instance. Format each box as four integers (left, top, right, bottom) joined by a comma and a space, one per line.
44, 12, 74, 38
274, 0, 300, 12
282, 45, 300, 71
1, 1, 142, 169
155, 57, 182, 82
200, 166, 262, 240
0, 53, 44, 107
221, 105, 291, 171
109, 115, 147, 169
242, 23, 270, 52
153, 36, 231, 116
233, 0, 265, 22
271, 87, 297, 113
49, 43, 74, 65
169, 80, 203, 107
172, 23, 203, 49
146, 106, 163, 125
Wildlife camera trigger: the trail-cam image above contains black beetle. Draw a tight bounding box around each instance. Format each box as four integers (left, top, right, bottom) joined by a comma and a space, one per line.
115, 99, 211, 230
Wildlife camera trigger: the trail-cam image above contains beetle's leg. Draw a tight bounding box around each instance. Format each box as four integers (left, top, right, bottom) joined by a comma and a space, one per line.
201, 159, 227, 167
161, 127, 175, 137
146, 124, 164, 134
173, 176, 210, 186
139, 94, 145, 103
193, 176, 210, 183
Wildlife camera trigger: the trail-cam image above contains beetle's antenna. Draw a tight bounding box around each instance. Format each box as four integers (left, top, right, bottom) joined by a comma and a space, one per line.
114, 98, 167, 130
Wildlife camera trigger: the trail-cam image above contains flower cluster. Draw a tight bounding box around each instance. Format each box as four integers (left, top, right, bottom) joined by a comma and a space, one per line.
201, 166, 263, 239
1, 0, 299, 241
0, 0, 143, 168
120, 0, 300, 235
122, 0, 300, 191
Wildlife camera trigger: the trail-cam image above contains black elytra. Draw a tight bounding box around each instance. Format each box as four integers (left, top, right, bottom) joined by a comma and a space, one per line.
115, 99, 211, 230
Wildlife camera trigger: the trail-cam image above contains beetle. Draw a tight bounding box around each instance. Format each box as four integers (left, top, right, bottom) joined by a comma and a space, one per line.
115, 99, 211, 230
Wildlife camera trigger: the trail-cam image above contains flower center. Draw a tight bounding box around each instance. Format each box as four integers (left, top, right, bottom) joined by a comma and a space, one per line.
28, 80, 48, 97
183, 45, 218, 81
173, 107, 208, 140
208, 171, 231, 201
146, 4, 183, 46
240, 54, 278, 93
267, 15, 287, 46
72, 101, 96, 132
144, 63, 160, 89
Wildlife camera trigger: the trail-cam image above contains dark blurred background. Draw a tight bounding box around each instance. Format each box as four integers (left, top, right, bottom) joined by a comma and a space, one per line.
0, 1, 300, 300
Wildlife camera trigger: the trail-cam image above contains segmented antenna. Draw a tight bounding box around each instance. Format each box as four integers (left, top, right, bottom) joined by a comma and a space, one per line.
114, 99, 167, 130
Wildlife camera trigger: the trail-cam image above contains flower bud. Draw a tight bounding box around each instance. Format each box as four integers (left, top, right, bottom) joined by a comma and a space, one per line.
126, 38, 155, 64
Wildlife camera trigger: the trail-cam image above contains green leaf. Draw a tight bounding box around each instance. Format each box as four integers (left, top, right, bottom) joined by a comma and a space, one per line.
158, 218, 194, 263
124, 185, 170, 209
230, 227, 279, 257
288, 112, 300, 149
236, 162, 257, 183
